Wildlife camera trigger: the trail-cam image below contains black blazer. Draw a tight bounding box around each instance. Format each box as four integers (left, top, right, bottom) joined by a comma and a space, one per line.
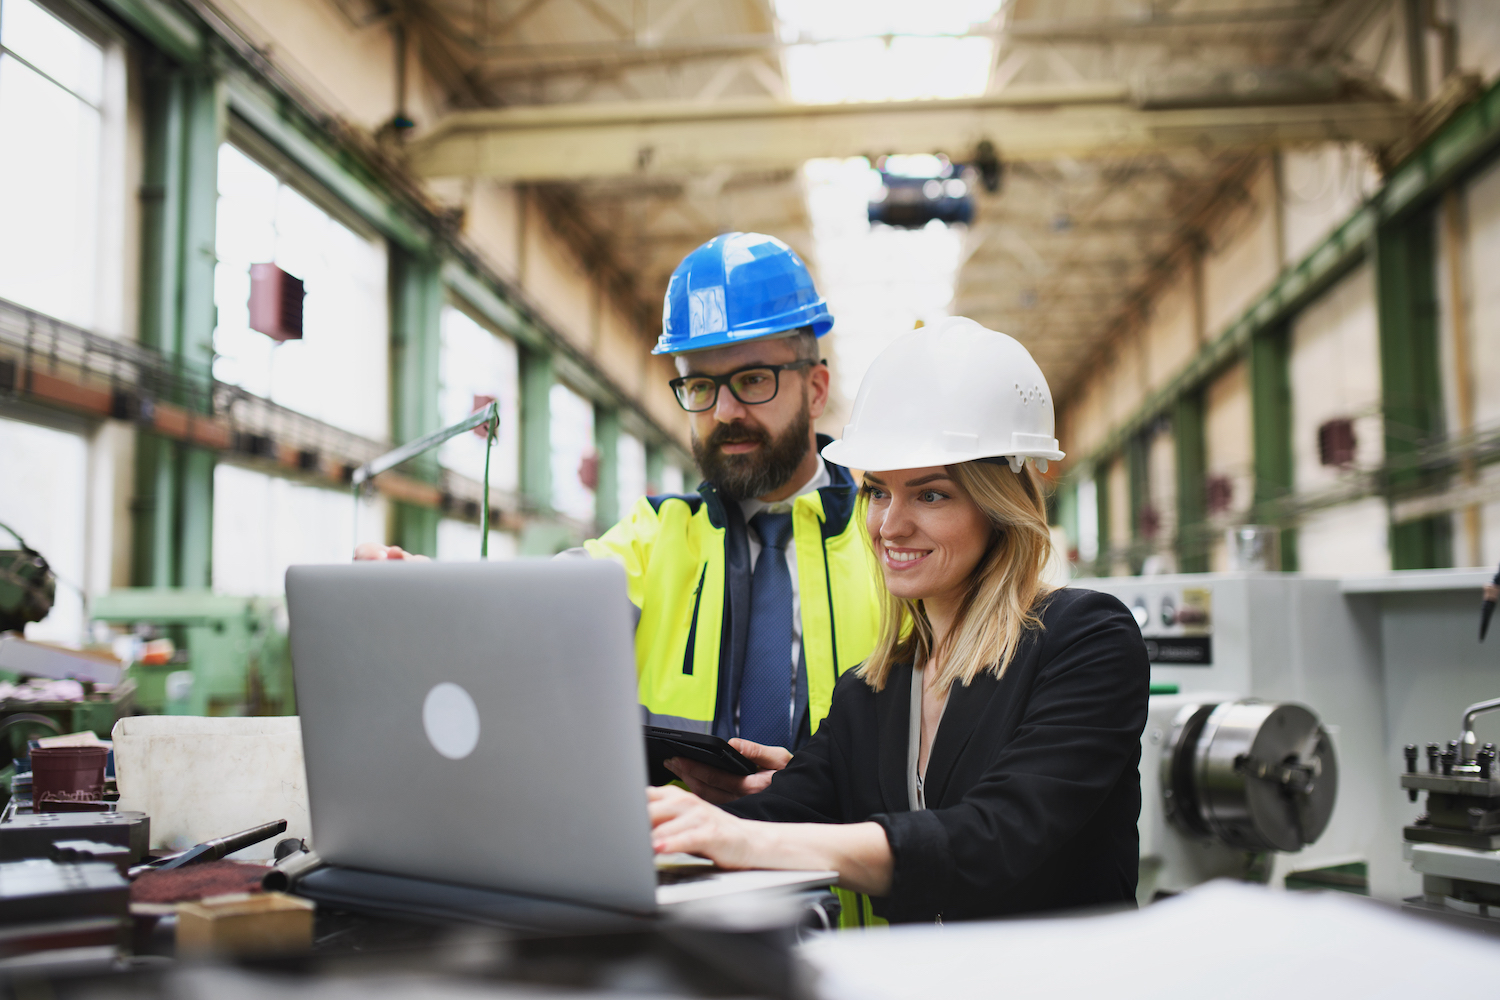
724, 587, 1149, 923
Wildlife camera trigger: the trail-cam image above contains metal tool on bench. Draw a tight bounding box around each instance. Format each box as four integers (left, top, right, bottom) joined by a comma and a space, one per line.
127, 819, 287, 878
1400, 697, 1500, 925
0, 811, 150, 863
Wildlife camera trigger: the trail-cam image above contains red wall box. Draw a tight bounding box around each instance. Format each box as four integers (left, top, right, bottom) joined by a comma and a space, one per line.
248, 263, 305, 341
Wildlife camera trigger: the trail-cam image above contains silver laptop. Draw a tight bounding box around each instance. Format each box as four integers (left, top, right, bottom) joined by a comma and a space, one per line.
286, 558, 835, 916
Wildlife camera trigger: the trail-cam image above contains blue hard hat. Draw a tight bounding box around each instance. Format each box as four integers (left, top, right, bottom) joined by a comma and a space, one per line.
654, 232, 833, 355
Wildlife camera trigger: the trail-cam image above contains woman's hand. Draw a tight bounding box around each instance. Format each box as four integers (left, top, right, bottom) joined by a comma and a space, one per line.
648, 785, 761, 869
663, 738, 791, 804
646, 786, 896, 895
353, 543, 429, 561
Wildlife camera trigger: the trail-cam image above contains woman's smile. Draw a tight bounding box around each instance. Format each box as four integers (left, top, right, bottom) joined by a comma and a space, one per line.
881, 544, 931, 568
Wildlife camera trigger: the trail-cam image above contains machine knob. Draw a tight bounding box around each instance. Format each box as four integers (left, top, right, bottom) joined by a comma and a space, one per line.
1404, 744, 1418, 772
1427, 743, 1441, 774
1479, 748, 1496, 781
1441, 748, 1457, 776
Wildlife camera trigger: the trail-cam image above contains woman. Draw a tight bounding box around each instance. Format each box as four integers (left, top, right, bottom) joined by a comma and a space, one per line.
649, 317, 1149, 924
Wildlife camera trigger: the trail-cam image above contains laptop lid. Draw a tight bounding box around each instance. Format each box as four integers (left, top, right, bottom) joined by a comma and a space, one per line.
286, 559, 657, 915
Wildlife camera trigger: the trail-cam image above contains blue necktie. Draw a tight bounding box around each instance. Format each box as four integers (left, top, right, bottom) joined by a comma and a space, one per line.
740, 511, 795, 748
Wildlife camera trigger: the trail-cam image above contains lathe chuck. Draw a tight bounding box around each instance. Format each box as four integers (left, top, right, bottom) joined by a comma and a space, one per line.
1162, 700, 1337, 853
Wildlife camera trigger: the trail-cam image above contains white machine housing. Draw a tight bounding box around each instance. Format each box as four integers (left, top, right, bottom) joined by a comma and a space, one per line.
1073, 573, 1388, 902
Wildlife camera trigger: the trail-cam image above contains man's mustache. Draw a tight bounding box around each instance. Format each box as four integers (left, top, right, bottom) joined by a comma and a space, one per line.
706, 423, 768, 449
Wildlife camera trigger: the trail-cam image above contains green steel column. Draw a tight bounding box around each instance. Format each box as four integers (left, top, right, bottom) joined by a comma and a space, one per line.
176, 71, 221, 588
389, 250, 443, 556
1250, 327, 1297, 570
130, 436, 177, 588
138, 71, 184, 358
519, 346, 554, 511
1375, 216, 1452, 569
1126, 434, 1149, 575
1057, 479, 1079, 569
131, 65, 219, 588
645, 442, 666, 496
594, 405, 621, 530
1094, 461, 1112, 576
177, 72, 222, 369
1174, 392, 1209, 573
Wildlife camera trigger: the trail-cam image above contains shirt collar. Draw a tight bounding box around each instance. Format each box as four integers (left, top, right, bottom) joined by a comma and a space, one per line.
740, 461, 831, 521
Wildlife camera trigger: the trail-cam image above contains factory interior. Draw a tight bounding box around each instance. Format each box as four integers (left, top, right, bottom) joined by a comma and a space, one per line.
4, 0, 1500, 994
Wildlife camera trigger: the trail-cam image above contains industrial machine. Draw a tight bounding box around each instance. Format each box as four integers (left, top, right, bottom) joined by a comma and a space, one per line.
1075, 573, 1384, 902
1398, 696, 1500, 926
90, 590, 293, 717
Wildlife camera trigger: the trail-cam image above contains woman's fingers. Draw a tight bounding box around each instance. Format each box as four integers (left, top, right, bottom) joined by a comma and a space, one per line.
644, 786, 751, 865
729, 739, 792, 771
650, 804, 716, 853
351, 543, 431, 562
646, 783, 695, 821
664, 757, 753, 804
652, 810, 740, 863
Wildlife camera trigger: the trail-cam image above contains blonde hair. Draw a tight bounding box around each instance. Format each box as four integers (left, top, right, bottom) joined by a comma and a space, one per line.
856, 460, 1055, 693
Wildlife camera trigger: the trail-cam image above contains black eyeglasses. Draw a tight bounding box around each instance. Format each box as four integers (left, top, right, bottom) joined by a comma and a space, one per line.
668, 360, 823, 412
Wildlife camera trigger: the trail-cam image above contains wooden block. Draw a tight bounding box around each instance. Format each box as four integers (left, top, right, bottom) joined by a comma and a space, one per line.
174, 891, 314, 957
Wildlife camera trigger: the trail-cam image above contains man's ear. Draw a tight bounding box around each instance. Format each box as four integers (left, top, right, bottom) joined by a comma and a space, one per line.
806, 361, 831, 421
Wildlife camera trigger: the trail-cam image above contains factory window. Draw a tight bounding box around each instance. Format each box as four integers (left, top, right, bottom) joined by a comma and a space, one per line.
549, 383, 596, 524
211, 463, 386, 597
0, 417, 87, 644
438, 304, 520, 495
213, 143, 389, 441
617, 431, 648, 517
0, 0, 105, 328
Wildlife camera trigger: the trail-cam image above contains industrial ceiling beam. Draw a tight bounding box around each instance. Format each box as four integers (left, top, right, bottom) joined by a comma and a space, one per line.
409, 89, 1412, 181
410, 12, 1323, 84
1004, 4, 1327, 44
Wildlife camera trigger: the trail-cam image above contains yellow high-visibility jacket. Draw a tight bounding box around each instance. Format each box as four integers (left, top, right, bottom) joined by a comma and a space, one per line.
584, 443, 882, 741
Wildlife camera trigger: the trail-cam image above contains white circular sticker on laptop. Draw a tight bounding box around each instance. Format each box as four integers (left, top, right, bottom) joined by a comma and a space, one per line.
422, 682, 480, 760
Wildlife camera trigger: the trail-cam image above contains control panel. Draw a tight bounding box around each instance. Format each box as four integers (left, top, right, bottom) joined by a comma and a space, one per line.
1123, 586, 1213, 666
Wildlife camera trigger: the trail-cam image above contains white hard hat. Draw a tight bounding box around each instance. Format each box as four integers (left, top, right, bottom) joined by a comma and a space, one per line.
821, 316, 1064, 473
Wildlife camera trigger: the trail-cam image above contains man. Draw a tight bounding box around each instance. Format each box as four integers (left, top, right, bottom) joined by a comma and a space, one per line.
587, 232, 881, 800
359, 233, 881, 801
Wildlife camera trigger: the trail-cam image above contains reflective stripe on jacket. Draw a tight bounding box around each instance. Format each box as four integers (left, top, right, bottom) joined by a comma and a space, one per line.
584, 444, 881, 739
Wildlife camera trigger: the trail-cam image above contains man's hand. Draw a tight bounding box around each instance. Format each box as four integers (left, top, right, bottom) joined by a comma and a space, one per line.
1485, 583, 1499, 603
647, 785, 760, 868
663, 738, 791, 805
353, 543, 430, 562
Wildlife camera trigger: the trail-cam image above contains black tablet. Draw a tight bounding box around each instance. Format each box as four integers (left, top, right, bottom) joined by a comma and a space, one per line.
644, 726, 758, 786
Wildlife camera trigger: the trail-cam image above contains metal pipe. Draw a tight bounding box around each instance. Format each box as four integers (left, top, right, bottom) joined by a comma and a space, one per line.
1459, 696, 1500, 761
350, 402, 499, 487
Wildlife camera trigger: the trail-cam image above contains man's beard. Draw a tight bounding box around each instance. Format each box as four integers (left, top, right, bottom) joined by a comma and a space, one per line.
692, 400, 813, 503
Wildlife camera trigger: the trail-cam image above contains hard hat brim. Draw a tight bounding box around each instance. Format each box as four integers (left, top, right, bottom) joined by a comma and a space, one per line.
657, 319, 831, 356
821, 437, 1064, 472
